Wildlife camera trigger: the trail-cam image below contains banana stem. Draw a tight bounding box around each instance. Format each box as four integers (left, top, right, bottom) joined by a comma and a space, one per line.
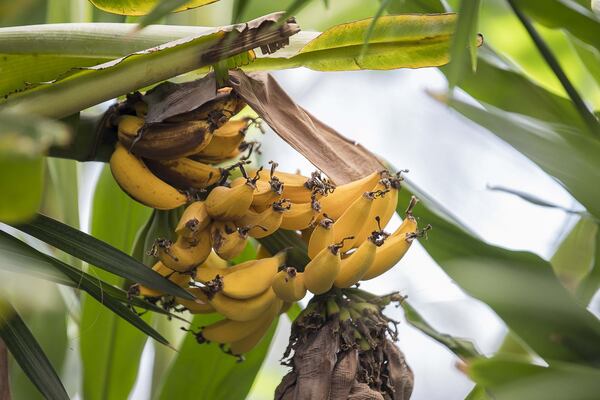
0, 339, 10, 400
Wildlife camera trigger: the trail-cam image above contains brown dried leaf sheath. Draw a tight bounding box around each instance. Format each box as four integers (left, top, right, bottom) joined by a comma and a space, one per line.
229, 70, 385, 185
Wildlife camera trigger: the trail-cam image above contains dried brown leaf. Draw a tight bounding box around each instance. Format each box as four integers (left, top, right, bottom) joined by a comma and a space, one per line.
383, 340, 413, 400
229, 70, 385, 184
348, 381, 385, 400
329, 349, 359, 399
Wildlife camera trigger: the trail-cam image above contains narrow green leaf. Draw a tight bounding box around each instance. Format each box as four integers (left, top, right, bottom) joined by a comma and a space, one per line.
89, 0, 218, 16
551, 218, 598, 292
81, 165, 158, 400
137, 0, 220, 30
8, 300, 68, 400
468, 357, 600, 400
401, 301, 481, 360
446, 0, 480, 89
444, 96, 600, 219
0, 301, 69, 400
398, 181, 600, 365
465, 385, 492, 400
0, 230, 174, 317
158, 314, 277, 400
11, 213, 194, 299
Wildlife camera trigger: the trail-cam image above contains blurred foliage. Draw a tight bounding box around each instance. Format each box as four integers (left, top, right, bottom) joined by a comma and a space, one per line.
1, 0, 600, 399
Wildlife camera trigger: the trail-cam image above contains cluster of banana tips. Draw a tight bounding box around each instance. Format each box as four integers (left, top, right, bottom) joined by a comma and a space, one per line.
113, 88, 428, 356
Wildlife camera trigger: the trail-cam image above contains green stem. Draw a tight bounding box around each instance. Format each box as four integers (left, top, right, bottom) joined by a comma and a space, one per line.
506, 0, 600, 138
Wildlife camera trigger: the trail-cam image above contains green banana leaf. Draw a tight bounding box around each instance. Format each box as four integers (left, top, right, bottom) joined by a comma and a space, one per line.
468, 356, 600, 399
445, 0, 480, 89
514, 0, 600, 51
401, 301, 482, 360
397, 182, 600, 365
80, 165, 156, 400
0, 301, 69, 400
551, 218, 598, 295
157, 313, 278, 400
11, 213, 193, 299
0, 230, 179, 318
90, 0, 218, 16
0, 13, 299, 118
443, 96, 600, 220
136, 0, 220, 29
0, 13, 455, 118
0, 110, 70, 224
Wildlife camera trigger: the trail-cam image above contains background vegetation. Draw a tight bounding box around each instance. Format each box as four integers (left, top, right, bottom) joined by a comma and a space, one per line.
1, 0, 599, 399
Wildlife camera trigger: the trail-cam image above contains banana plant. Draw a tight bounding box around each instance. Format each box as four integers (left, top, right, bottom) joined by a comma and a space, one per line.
1, 0, 599, 399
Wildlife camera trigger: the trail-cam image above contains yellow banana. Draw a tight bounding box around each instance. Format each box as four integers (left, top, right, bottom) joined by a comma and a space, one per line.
361, 216, 418, 280
332, 191, 377, 252
192, 119, 249, 162
320, 171, 382, 219
194, 256, 256, 283
391, 196, 419, 238
279, 196, 321, 231
165, 87, 246, 126
117, 115, 214, 160
220, 252, 286, 299
176, 287, 215, 314
272, 267, 307, 302
355, 174, 402, 243
137, 261, 190, 297
334, 233, 386, 288
254, 168, 318, 204
175, 201, 212, 244
110, 143, 187, 210
151, 229, 212, 272
145, 157, 222, 190
205, 167, 257, 220
228, 302, 281, 355
303, 243, 343, 295
307, 215, 334, 259
200, 298, 280, 344
231, 177, 283, 213
236, 199, 290, 238
211, 221, 248, 260
209, 287, 277, 321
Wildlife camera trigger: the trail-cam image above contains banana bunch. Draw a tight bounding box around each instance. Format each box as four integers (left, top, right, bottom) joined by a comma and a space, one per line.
109, 88, 251, 210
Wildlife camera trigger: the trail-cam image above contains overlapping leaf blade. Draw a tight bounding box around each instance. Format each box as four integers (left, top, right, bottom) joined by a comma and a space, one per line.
444, 97, 600, 219
11, 213, 193, 299
0, 302, 69, 400
397, 183, 600, 365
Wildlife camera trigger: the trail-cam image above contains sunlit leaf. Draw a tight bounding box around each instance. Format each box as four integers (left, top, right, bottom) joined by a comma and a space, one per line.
0, 301, 69, 400
576, 228, 600, 304
89, 0, 218, 16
